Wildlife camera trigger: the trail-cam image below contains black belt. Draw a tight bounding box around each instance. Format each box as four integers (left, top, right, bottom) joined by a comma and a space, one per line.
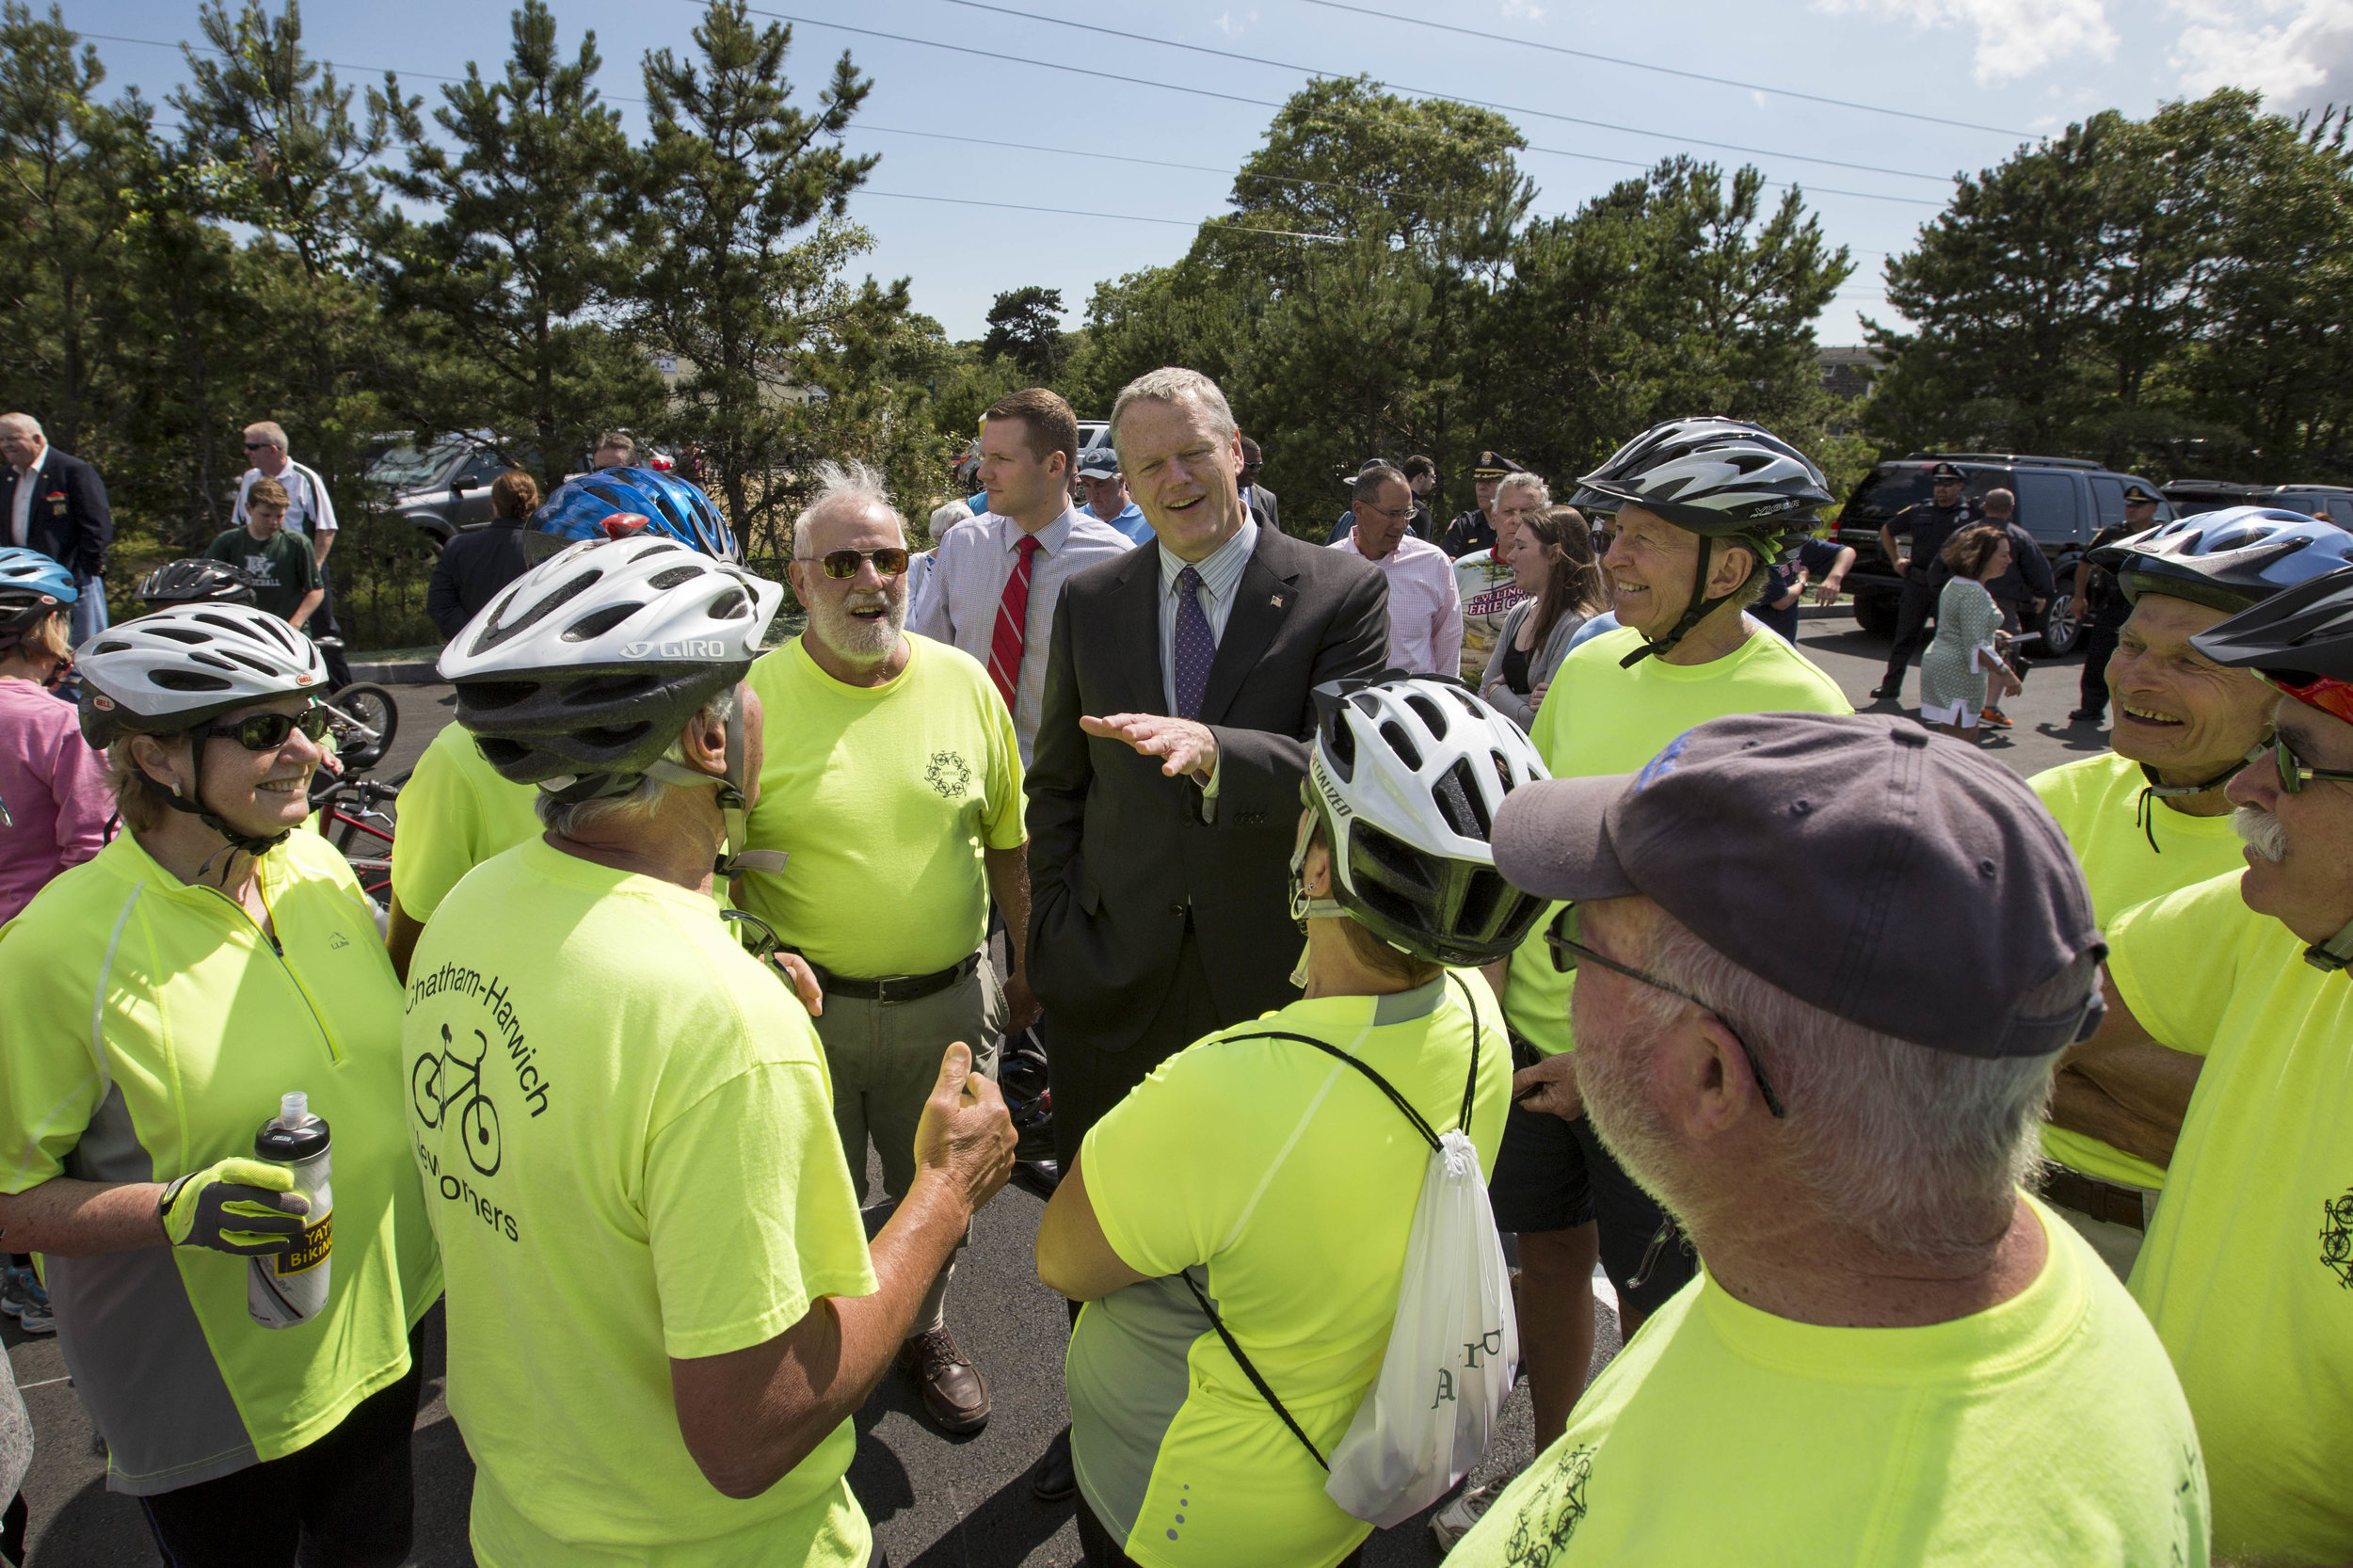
801, 950, 980, 1004
2041, 1168, 2149, 1232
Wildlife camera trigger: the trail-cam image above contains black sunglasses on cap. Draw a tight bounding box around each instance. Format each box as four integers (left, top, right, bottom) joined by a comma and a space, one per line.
798, 547, 909, 580
1544, 904, 1788, 1119
197, 706, 329, 752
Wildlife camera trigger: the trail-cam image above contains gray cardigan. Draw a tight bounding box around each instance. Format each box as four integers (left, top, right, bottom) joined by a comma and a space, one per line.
1480, 598, 1588, 731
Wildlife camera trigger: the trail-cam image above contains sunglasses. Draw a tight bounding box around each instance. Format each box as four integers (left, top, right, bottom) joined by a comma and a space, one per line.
798, 547, 909, 580
200, 706, 329, 752
243, 440, 278, 451
1544, 904, 1788, 1119
2254, 736, 2353, 794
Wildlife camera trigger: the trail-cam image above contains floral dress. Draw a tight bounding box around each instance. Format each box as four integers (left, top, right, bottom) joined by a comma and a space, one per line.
1920, 576, 2002, 718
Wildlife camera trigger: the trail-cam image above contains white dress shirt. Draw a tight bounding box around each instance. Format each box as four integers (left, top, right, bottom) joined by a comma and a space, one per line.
908, 504, 1135, 762
1156, 518, 1259, 718
8, 445, 45, 550
233, 461, 339, 539
1334, 528, 1462, 676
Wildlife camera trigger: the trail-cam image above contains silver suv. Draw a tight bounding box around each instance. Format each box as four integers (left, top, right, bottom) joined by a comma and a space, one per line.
366, 436, 537, 548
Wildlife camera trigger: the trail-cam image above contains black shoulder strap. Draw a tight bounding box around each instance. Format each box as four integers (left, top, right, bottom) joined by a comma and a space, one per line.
1176, 975, 1487, 1471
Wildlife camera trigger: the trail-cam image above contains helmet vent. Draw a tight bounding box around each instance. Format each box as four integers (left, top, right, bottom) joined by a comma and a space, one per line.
1491, 749, 1515, 794
706, 586, 749, 620
1433, 760, 1491, 839
648, 566, 703, 590
583, 483, 632, 510
1379, 721, 1422, 771
1404, 693, 1450, 737
146, 626, 212, 646
149, 668, 232, 692
473, 568, 602, 654
458, 680, 538, 712
564, 602, 643, 642
1323, 712, 1357, 779
1457, 868, 1508, 935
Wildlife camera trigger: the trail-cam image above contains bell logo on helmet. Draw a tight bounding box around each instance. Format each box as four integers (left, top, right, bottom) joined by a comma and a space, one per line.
90, 694, 114, 711
296, 674, 316, 685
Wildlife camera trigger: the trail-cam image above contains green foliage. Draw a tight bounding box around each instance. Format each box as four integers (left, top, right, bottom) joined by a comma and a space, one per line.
980, 285, 1068, 380
1866, 89, 2353, 481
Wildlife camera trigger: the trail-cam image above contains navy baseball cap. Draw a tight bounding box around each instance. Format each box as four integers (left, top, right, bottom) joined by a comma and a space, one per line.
1076, 447, 1121, 479
1491, 712, 2106, 1058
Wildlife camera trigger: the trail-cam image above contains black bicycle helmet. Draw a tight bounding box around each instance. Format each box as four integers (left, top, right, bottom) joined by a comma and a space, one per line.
1293, 675, 1551, 967
136, 557, 262, 607
1570, 417, 1834, 664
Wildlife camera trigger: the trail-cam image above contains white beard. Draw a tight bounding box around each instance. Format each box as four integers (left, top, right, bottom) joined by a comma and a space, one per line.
2233, 804, 2289, 864
809, 589, 905, 664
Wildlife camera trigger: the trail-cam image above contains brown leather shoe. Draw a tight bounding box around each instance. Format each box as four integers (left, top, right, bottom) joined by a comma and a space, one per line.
898, 1327, 990, 1434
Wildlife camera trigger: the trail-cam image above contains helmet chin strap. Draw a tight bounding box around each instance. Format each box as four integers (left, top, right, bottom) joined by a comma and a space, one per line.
2133, 756, 2251, 853
1286, 801, 1353, 990
2306, 913, 2353, 976
140, 737, 293, 887
1622, 537, 1746, 667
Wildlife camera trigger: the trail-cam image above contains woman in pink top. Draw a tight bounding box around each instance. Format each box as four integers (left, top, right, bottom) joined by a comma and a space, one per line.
0, 549, 111, 922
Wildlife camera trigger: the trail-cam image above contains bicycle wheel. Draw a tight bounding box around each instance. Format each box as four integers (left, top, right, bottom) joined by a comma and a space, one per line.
329, 683, 400, 770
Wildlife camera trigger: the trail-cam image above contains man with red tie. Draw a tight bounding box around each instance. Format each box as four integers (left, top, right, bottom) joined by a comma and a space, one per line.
911, 388, 1135, 764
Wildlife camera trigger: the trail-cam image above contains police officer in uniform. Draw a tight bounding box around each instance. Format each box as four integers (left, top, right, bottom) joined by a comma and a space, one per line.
2067, 483, 2161, 723
1871, 460, 1977, 702
1437, 450, 1526, 559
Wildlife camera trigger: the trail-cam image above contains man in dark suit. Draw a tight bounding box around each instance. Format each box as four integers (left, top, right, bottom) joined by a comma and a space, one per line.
1021, 367, 1385, 1497
1237, 435, 1279, 531
0, 413, 111, 645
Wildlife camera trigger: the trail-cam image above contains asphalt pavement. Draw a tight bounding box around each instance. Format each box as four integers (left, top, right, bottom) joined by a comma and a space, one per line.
9, 609, 2120, 1565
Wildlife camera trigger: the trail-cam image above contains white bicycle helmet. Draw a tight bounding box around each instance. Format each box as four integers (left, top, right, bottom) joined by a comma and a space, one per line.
1293, 676, 1551, 967
2091, 506, 2353, 614
1572, 417, 1834, 664
440, 536, 780, 798
76, 603, 328, 747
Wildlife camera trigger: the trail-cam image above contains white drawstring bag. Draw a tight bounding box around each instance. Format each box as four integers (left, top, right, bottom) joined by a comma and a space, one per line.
1183, 976, 1515, 1528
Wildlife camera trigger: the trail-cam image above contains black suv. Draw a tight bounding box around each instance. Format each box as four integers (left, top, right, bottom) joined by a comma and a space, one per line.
2165, 479, 2353, 528
1835, 454, 2172, 656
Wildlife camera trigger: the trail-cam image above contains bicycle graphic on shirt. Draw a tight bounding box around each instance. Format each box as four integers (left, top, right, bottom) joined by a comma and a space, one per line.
412, 1024, 504, 1177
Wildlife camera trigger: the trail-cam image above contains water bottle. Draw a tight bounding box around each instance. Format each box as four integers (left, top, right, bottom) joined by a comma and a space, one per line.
248, 1092, 333, 1330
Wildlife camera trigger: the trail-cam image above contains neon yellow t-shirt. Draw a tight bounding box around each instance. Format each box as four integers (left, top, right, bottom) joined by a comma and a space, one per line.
0, 830, 440, 1491
1503, 625, 1852, 1055
402, 838, 880, 1568
739, 633, 1024, 976
1071, 974, 1511, 1568
2114, 872, 2353, 1563
2028, 752, 2245, 1190
1452, 1201, 2207, 1566
388, 719, 542, 921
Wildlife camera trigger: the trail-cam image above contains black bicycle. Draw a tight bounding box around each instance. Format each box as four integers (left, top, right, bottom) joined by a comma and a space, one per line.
311, 767, 405, 905
412, 1022, 504, 1176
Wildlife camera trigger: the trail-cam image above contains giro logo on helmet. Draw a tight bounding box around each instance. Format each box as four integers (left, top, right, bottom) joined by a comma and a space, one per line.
620, 639, 728, 659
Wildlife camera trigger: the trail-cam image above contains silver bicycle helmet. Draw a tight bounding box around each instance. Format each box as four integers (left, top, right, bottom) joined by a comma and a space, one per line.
1571, 418, 1834, 664
74, 603, 330, 865
1292, 676, 1551, 967
2092, 506, 2353, 614
440, 536, 780, 799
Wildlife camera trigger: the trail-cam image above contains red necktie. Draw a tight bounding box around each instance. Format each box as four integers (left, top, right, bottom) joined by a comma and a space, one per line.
988, 533, 1041, 711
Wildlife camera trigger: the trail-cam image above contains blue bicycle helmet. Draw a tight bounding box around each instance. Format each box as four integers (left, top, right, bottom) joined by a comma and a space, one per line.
529, 465, 738, 562
0, 547, 77, 648
2090, 505, 2353, 614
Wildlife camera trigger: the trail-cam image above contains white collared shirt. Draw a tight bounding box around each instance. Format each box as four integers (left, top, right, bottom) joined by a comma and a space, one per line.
1334, 529, 1462, 676
1156, 518, 1259, 717
233, 460, 339, 538
908, 504, 1136, 762
8, 445, 46, 550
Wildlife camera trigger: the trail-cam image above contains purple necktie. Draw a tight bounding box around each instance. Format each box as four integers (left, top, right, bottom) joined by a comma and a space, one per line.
1174, 566, 1215, 720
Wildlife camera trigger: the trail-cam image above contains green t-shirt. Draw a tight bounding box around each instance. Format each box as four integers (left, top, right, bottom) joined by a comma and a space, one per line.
1452, 1202, 2208, 1566
739, 633, 1024, 976
2028, 752, 2245, 1190
1502, 625, 1853, 1056
388, 720, 543, 921
1071, 973, 1511, 1568
205, 525, 318, 623
402, 838, 880, 1568
0, 830, 440, 1491
2115, 872, 2353, 1563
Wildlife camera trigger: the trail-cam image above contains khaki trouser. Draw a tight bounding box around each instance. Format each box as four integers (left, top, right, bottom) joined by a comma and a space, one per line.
812, 952, 1004, 1336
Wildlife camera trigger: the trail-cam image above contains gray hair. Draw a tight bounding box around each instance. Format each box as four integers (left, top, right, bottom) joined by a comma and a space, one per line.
1497, 472, 1551, 507
535, 686, 740, 838
0, 413, 42, 441
794, 459, 904, 548
242, 420, 287, 451
1109, 367, 1238, 457
1351, 463, 1408, 508
1638, 908, 2089, 1266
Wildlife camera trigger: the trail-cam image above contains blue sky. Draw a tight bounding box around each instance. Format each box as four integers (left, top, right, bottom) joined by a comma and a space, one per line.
72, 0, 2353, 348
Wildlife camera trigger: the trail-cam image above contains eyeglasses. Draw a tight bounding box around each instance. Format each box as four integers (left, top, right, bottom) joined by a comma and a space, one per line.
200, 706, 329, 752
2254, 736, 2353, 794
1544, 904, 1788, 1119
1358, 502, 1414, 522
797, 547, 909, 580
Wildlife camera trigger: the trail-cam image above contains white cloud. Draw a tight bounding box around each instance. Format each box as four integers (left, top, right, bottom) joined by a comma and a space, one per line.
1499, 0, 1546, 19
1813, 0, 2119, 84
2169, 0, 2353, 109
1209, 8, 1261, 38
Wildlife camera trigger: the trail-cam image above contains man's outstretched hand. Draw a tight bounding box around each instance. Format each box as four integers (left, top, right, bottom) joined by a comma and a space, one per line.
1080, 713, 1218, 781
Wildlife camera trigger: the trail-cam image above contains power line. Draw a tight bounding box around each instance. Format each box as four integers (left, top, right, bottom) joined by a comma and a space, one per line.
861, 188, 1334, 238
927, 0, 1957, 184
1290, 0, 2032, 139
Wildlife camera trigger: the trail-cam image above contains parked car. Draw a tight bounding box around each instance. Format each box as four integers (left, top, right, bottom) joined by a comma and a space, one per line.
2161, 480, 2265, 519
366, 435, 538, 548
1835, 453, 2173, 656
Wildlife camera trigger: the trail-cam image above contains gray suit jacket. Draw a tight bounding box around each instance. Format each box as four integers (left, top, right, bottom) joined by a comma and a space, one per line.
1025, 525, 1387, 1048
